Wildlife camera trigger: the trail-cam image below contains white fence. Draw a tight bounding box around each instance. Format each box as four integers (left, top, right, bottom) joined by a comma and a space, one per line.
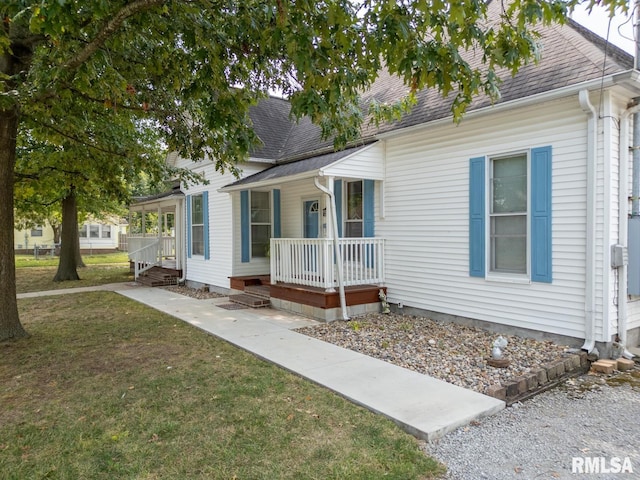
127, 235, 175, 258
129, 239, 160, 279
127, 235, 176, 279
270, 238, 385, 289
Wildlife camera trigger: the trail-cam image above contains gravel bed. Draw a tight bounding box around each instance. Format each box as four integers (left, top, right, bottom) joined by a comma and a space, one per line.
162, 285, 227, 300
296, 313, 571, 395
426, 371, 640, 479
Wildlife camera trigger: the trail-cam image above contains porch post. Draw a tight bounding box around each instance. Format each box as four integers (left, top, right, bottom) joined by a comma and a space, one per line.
142, 207, 146, 237
157, 205, 163, 261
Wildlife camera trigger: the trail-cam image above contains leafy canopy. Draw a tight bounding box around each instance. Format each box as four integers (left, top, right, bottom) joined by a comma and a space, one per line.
2, 0, 629, 173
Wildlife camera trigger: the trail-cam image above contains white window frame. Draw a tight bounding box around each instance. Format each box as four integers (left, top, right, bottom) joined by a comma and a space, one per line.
486, 150, 531, 283
101, 225, 111, 239
250, 190, 271, 258
78, 225, 87, 238
191, 193, 205, 257
344, 180, 363, 238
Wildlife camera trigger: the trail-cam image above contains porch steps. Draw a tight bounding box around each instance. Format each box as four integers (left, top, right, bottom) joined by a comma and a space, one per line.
228, 293, 270, 308
244, 284, 271, 299
137, 266, 181, 287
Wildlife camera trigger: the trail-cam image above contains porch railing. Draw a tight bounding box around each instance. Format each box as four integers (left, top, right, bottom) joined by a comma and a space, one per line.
127, 235, 176, 259
270, 238, 385, 289
129, 239, 161, 279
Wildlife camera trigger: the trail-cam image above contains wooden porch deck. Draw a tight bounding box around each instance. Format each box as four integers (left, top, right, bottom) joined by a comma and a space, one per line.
230, 275, 385, 311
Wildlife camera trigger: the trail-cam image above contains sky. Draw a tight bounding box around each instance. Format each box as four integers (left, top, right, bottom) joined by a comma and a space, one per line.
571, 2, 636, 55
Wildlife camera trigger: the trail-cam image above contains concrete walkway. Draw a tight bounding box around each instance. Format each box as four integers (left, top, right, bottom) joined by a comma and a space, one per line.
20, 283, 505, 441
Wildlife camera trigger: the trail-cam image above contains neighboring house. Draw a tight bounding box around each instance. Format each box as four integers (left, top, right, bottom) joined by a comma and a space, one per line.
129, 4, 640, 355
14, 218, 127, 253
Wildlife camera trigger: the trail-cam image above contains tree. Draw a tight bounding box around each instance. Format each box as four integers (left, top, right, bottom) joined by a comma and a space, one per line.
0, 0, 627, 342
14, 109, 167, 281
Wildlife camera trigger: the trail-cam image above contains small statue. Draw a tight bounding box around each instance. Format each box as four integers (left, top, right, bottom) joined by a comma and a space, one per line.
378, 289, 390, 314
491, 336, 508, 359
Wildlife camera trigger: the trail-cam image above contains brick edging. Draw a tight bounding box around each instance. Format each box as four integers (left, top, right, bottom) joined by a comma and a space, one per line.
486, 352, 590, 405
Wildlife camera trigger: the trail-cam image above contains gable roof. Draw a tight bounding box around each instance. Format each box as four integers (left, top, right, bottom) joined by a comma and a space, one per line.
236, 6, 635, 185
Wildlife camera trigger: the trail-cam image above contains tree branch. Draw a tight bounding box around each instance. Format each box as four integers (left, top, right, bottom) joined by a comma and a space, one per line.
15, 166, 90, 182
64, 0, 167, 71
24, 115, 130, 158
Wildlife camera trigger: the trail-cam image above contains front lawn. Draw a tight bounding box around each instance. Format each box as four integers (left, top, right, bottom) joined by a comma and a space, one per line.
15, 253, 131, 294
1, 292, 443, 479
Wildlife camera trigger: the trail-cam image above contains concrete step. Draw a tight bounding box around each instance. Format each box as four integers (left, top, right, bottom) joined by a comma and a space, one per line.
244, 284, 271, 299
229, 293, 270, 308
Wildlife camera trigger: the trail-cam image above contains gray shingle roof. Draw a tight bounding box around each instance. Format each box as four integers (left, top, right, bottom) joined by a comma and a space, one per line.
238, 6, 633, 184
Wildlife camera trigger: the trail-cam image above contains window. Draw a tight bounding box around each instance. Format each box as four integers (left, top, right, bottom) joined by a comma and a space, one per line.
469, 146, 552, 283
78, 225, 87, 238
31, 226, 43, 237
101, 225, 111, 239
345, 180, 363, 237
89, 225, 100, 238
191, 194, 204, 256
251, 191, 271, 257
490, 154, 527, 274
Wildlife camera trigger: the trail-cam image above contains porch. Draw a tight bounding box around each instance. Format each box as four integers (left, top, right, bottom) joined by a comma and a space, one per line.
127, 183, 185, 283
230, 237, 386, 321
127, 236, 181, 284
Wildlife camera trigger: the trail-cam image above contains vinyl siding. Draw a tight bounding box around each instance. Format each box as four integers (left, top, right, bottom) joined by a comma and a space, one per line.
323, 142, 385, 180
378, 96, 597, 340
179, 158, 265, 289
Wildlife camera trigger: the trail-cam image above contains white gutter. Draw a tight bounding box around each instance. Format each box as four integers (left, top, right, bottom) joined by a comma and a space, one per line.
579, 90, 598, 353
314, 176, 349, 321
618, 103, 640, 359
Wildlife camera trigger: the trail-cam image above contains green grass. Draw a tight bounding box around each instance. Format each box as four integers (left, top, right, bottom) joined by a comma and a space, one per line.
15, 253, 131, 294
15, 251, 128, 268
1, 293, 444, 479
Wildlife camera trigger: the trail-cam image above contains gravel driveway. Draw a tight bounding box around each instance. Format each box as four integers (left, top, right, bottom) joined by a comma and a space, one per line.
426, 371, 640, 480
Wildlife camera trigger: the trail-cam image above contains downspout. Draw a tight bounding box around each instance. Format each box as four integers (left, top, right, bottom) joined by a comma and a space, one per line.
177, 196, 187, 284
619, 102, 640, 358
314, 176, 349, 321
579, 90, 598, 353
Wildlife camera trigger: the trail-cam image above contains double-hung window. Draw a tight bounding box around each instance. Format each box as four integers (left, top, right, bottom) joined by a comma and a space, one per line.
250, 191, 271, 257
101, 225, 112, 239
191, 194, 204, 256
469, 146, 552, 283
490, 154, 528, 274
345, 180, 363, 237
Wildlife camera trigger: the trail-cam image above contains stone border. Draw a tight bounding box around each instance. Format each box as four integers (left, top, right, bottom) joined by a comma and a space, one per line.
486, 352, 590, 405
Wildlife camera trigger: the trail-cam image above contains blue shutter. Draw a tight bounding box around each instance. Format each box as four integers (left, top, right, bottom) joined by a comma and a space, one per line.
240, 190, 250, 262
469, 157, 486, 277
363, 179, 375, 237
186, 195, 192, 259
531, 146, 552, 283
273, 189, 281, 238
363, 179, 375, 267
203, 191, 210, 260
334, 179, 343, 238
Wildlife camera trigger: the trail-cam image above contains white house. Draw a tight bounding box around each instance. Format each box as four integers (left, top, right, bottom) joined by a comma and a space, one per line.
129, 6, 640, 356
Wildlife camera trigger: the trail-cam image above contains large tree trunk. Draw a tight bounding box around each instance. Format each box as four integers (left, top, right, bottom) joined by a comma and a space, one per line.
74, 230, 85, 268
54, 188, 81, 281
0, 104, 28, 341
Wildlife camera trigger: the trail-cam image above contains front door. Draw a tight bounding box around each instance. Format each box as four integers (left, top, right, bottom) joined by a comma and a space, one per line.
303, 200, 319, 273
304, 200, 319, 239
